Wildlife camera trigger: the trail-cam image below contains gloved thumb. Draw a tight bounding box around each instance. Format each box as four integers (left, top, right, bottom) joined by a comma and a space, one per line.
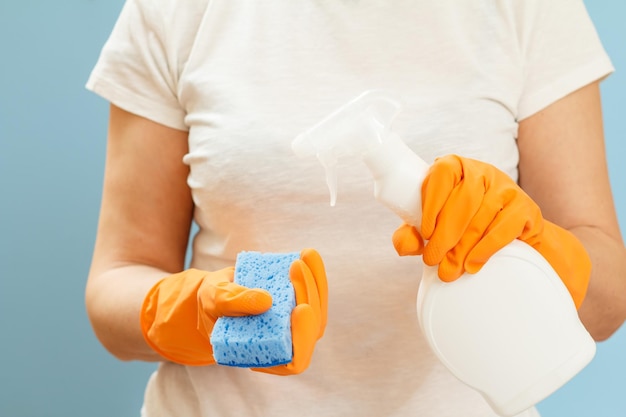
199, 277, 273, 321
392, 223, 425, 256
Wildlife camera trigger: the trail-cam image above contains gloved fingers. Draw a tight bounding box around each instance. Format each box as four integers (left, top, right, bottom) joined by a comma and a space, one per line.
462, 189, 543, 275
436, 193, 505, 281
392, 223, 424, 256
251, 304, 318, 376
286, 304, 319, 374
435, 251, 463, 282
422, 176, 485, 266
420, 155, 465, 239
299, 248, 328, 338
464, 204, 529, 274
290, 259, 324, 338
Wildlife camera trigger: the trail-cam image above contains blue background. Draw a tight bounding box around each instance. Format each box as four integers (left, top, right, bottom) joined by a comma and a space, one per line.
0, 1, 624, 416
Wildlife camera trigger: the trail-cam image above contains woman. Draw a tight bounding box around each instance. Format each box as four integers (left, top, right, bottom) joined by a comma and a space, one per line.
85, 0, 626, 415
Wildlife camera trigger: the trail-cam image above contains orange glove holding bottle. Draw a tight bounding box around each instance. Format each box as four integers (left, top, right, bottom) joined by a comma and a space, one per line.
392, 155, 591, 309
140, 249, 328, 374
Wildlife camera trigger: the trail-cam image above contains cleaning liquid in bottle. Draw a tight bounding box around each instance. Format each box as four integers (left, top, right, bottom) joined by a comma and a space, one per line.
292, 90, 596, 417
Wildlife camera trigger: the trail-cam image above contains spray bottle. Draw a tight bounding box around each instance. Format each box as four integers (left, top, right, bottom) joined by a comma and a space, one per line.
292, 90, 596, 417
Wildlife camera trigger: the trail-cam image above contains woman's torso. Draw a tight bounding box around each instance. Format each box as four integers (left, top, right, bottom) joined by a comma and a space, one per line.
146, 1, 528, 415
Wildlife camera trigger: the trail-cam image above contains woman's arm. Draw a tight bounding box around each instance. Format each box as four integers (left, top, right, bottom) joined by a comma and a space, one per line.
86, 104, 193, 361
518, 81, 626, 341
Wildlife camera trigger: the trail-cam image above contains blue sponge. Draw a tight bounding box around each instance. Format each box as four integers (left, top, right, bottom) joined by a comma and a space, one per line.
210, 251, 300, 367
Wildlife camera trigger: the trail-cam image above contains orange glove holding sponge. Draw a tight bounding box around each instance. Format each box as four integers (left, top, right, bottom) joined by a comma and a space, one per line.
392, 155, 591, 309
140, 249, 328, 374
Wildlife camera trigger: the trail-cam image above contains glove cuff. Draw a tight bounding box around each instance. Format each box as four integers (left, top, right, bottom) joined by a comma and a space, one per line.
532, 221, 592, 309
140, 269, 216, 366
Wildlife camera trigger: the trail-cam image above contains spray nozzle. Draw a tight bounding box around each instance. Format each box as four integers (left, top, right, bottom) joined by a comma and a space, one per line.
292, 90, 404, 206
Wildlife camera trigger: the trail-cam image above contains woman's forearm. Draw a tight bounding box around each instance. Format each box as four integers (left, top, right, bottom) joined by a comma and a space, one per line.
86, 105, 194, 362
86, 264, 172, 362
572, 225, 626, 341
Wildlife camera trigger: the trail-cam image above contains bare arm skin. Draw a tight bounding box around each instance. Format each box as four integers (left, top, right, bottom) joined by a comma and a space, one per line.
518, 81, 626, 341
85, 104, 193, 361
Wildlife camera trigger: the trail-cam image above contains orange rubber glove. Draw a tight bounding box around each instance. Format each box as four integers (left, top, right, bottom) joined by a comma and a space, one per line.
140, 249, 328, 373
392, 155, 591, 309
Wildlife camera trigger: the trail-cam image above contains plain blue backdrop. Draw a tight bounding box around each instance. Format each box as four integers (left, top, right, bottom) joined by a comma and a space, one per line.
0, 1, 624, 416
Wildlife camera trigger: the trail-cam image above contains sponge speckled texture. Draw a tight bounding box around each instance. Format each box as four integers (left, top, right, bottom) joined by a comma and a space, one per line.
211, 251, 299, 367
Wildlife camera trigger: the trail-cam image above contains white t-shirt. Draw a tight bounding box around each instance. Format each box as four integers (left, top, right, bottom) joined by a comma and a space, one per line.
87, 1, 613, 416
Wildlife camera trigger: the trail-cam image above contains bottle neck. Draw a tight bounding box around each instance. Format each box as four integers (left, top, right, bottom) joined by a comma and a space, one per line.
362, 132, 430, 228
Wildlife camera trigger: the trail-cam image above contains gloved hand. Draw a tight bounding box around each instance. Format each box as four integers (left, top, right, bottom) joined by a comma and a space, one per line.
392, 155, 591, 309
140, 249, 328, 372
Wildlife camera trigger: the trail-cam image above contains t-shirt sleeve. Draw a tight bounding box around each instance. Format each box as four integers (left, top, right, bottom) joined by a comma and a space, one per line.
516, 0, 614, 121
86, 0, 187, 131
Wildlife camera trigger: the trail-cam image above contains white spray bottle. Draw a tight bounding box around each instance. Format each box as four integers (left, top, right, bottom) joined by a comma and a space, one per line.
292, 90, 596, 417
